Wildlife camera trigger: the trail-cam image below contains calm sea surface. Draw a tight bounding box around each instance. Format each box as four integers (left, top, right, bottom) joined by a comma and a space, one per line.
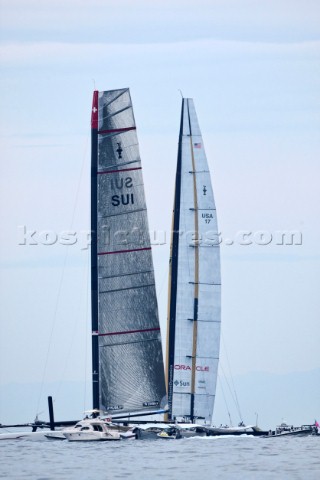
0, 435, 319, 479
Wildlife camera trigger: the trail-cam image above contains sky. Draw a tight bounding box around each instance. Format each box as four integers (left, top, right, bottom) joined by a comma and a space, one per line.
0, 0, 319, 424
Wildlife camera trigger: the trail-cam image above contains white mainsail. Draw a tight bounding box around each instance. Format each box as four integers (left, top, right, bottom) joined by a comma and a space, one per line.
91, 88, 166, 415
166, 98, 221, 424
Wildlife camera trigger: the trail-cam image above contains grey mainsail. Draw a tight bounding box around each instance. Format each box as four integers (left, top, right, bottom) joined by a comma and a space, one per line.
91, 88, 166, 415
166, 98, 221, 424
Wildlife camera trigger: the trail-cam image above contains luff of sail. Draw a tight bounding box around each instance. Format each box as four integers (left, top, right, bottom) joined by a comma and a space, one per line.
166, 98, 221, 424
91, 88, 166, 415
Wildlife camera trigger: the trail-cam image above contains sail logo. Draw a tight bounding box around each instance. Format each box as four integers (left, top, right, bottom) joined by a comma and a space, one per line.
112, 193, 134, 207
143, 401, 159, 407
174, 364, 209, 372
107, 405, 124, 411
116, 142, 123, 159
111, 176, 134, 207
174, 380, 190, 387
111, 177, 133, 190
202, 212, 213, 225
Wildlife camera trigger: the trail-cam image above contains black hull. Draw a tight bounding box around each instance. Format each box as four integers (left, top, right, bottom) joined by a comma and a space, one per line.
207, 430, 268, 437
265, 430, 313, 438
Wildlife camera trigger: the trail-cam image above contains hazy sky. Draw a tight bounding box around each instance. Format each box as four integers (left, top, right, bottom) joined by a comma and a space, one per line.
0, 0, 319, 420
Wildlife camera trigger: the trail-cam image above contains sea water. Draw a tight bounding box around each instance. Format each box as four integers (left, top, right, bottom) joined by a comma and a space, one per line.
0, 435, 319, 479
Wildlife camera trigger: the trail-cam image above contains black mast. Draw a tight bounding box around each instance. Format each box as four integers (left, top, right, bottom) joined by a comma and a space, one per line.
91, 91, 99, 410
166, 99, 184, 420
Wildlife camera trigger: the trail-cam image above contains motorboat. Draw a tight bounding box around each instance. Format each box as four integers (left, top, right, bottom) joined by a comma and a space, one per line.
265, 423, 314, 437
62, 417, 121, 441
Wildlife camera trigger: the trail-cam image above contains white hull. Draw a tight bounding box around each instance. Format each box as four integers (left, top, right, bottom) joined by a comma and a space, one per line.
44, 432, 67, 440
0, 431, 52, 441
63, 431, 120, 441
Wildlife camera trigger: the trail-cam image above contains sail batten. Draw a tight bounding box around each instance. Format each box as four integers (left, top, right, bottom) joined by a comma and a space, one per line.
97, 166, 142, 175
98, 160, 141, 170
166, 98, 221, 424
91, 88, 166, 415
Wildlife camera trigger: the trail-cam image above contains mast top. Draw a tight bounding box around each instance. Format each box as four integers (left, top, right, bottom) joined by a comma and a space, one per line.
91, 90, 99, 129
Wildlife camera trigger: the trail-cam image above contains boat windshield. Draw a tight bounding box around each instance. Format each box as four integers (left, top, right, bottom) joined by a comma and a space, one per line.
93, 425, 103, 432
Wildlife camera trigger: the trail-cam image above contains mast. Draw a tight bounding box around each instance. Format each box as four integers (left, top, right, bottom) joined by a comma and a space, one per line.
91, 90, 99, 409
166, 101, 184, 421
166, 98, 221, 424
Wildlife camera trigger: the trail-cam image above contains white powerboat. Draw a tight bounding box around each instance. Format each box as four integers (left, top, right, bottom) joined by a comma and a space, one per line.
62, 418, 121, 442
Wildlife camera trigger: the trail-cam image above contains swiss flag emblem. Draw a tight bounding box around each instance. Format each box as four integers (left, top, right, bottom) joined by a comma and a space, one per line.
91, 91, 98, 129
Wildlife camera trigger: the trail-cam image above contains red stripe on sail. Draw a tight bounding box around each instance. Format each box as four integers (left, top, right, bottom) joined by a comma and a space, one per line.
97, 167, 142, 175
98, 127, 136, 135
98, 247, 151, 255
99, 327, 160, 337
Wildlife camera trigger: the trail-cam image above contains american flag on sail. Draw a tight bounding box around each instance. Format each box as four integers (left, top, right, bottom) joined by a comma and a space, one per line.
194, 142, 202, 148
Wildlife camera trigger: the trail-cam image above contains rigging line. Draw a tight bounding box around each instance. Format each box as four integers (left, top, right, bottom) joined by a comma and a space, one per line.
219, 363, 238, 407
219, 363, 242, 423
54, 246, 90, 403
221, 333, 243, 422
36, 132, 90, 415
36, 248, 69, 415
84, 248, 90, 412
217, 372, 233, 426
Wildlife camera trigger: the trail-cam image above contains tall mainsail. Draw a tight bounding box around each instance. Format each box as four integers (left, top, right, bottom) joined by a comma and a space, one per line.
166, 98, 221, 424
91, 88, 166, 415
